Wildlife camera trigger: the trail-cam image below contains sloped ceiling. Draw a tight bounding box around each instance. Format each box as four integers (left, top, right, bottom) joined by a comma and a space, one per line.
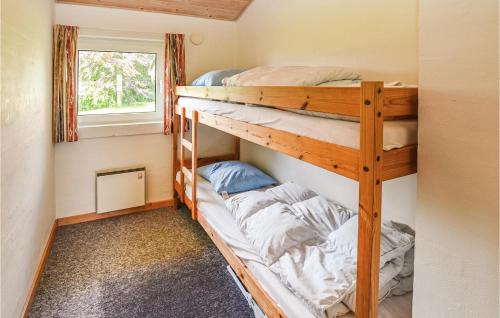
56, 0, 253, 21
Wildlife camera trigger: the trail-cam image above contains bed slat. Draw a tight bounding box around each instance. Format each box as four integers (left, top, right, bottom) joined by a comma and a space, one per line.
182, 154, 237, 169
383, 87, 418, 117
177, 86, 360, 116
181, 167, 192, 181
176, 86, 417, 117
382, 145, 417, 180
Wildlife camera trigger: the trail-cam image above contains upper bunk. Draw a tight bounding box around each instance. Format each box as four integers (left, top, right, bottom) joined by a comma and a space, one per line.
174, 82, 418, 182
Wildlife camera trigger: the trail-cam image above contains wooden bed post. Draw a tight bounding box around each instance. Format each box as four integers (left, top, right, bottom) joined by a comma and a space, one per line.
191, 111, 199, 220
172, 100, 180, 209
234, 137, 240, 161
356, 81, 384, 318
180, 107, 187, 204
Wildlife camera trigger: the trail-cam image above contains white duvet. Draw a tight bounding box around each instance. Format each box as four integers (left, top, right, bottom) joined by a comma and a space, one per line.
222, 66, 362, 87
225, 182, 415, 318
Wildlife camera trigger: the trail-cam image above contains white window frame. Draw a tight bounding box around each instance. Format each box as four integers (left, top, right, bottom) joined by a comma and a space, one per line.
77, 30, 164, 137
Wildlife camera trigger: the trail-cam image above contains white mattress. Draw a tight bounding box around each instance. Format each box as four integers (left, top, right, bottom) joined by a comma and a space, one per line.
178, 97, 417, 151
177, 173, 412, 318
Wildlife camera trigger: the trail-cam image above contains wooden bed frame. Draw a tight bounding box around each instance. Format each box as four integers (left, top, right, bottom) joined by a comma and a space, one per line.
172, 82, 418, 318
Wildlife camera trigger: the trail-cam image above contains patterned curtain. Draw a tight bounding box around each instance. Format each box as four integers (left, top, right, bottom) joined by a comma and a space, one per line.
164, 33, 186, 135
53, 25, 79, 143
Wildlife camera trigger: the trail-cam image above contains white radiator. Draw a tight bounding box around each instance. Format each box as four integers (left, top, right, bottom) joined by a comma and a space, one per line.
96, 167, 146, 214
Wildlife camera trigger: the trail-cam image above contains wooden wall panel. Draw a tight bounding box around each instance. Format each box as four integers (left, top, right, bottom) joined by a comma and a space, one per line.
56, 0, 253, 21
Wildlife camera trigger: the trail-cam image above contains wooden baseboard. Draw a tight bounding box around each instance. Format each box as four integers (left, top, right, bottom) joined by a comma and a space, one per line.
56, 199, 175, 227
21, 220, 57, 318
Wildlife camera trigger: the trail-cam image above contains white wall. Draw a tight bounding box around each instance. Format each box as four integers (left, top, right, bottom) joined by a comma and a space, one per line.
55, 4, 238, 82
1, 0, 55, 317
242, 143, 417, 227
54, 4, 238, 218
236, 0, 418, 226
55, 128, 231, 218
236, 0, 418, 84
414, 0, 499, 317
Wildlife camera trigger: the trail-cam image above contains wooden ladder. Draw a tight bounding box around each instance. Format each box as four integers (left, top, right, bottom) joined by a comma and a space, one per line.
180, 107, 199, 220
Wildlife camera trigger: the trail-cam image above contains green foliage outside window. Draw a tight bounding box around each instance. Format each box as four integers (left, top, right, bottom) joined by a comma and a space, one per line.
78, 51, 156, 115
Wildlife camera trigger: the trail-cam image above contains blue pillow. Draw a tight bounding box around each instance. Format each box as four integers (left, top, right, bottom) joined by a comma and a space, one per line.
197, 161, 276, 194
198, 164, 213, 180
191, 69, 245, 86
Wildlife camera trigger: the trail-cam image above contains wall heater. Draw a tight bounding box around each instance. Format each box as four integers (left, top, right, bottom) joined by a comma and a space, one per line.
96, 167, 146, 214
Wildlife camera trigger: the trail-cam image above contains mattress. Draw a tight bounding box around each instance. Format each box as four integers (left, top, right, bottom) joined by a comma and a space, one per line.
177, 97, 417, 151
177, 173, 412, 318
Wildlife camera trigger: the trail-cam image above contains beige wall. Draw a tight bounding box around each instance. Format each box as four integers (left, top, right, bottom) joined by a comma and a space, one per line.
236, 0, 419, 227
1, 0, 55, 317
54, 4, 238, 218
414, 0, 499, 317
55, 3, 238, 90
236, 0, 418, 84
55, 128, 232, 218
241, 143, 417, 227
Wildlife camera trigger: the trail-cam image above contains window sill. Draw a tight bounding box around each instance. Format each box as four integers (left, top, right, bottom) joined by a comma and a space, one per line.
78, 121, 164, 139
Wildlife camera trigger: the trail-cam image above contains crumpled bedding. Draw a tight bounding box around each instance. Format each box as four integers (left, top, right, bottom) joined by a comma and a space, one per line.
225, 182, 415, 318
222, 66, 362, 87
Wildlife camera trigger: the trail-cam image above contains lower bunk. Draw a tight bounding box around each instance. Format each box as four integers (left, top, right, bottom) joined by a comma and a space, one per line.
175, 169, 414, 318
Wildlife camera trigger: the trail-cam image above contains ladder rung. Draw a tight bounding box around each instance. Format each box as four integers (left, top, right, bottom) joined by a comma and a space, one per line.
182, 139, 193, 151
181, 166, 192, 181
180, 108, 192, 119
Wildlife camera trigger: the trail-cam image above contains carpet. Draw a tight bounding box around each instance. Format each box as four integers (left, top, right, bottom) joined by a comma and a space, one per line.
29, 209, 255, 318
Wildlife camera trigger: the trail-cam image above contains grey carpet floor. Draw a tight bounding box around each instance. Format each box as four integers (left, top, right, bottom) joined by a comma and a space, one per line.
29, 209, 255, 318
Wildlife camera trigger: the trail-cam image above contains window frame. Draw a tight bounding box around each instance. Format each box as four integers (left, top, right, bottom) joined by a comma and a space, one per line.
77, 34, 164, 127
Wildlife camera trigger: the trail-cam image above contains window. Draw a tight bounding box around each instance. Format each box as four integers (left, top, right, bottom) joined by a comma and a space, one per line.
77, 32, 164, 137
78, 51, 157, 115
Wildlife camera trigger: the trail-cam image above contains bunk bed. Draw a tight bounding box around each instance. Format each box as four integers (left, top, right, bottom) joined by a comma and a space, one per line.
172, 81, 418, 318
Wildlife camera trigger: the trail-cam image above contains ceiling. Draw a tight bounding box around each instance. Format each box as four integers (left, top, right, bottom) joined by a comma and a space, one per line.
56, 0, 253, 21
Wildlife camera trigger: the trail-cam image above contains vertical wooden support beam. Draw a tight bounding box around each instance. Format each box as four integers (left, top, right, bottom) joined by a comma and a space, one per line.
356, 82, 384, 318
180, 107, 187, 204
191, 111, 199, 220
234, 137, 241, 161
172, 103, 180, 209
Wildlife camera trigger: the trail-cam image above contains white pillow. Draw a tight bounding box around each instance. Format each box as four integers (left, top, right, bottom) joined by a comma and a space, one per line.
244, 202, 317, 266
222, 66, 362, 87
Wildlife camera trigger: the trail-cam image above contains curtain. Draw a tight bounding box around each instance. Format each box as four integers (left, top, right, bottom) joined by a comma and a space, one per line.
164, 33, 186, 135
53, 25, 79, 143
